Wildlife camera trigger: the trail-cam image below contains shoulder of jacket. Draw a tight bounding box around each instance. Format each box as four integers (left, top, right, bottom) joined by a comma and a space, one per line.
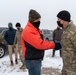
70, 25, 76, 33
67, 28, 76, 39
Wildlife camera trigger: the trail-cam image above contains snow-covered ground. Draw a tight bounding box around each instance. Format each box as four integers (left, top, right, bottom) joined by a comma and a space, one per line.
0, 50, 63, 75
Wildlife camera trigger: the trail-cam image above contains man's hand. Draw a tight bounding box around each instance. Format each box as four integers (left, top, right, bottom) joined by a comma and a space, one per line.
13, 45, 16, 48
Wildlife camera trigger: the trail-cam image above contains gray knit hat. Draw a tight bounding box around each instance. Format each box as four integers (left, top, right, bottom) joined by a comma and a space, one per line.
8, 22, 13, 27
29, 9, 41, 22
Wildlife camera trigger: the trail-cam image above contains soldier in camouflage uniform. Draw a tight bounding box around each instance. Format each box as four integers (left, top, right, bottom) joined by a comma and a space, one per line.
14, 23, 26, 69
57, 10, 76, 75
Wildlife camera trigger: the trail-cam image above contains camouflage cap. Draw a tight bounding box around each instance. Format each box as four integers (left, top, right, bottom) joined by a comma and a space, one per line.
29, 9, 41, 22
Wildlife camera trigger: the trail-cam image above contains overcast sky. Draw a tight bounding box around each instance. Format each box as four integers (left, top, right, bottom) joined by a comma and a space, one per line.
0, 0, 76, 30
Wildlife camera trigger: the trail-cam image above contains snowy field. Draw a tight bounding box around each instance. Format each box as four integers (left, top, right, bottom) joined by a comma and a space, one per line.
0, 50, 63, 75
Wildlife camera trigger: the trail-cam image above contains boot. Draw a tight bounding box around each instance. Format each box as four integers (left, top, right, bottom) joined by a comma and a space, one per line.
11, 60, 14, 66
19, 64, 26, 69
52, 49, 55, 57
15, 59, 18, 64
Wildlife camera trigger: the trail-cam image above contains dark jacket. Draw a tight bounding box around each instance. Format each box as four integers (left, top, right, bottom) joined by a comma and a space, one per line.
53, 28, 63, 41
4, 28, 16, 45
21, 21, 55, 59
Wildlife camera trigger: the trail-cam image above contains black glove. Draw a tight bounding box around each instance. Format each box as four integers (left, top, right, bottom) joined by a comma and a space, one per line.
54, 42, 62, 50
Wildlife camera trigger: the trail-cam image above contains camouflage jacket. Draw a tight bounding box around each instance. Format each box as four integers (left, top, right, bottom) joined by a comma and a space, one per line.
14, 28, 23, 47
61, 21, 76, 72
0, 34, 4, 43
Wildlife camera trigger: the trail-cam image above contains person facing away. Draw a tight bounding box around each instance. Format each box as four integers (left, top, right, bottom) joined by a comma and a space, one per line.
14, 22, 26, 69
21, 9, 61, 75
52, 26, 63, 57
4, 22, 18, 66
57, 10, 76, 75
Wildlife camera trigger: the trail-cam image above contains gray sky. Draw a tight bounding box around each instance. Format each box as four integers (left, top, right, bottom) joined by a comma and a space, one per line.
0, 0, 76, 30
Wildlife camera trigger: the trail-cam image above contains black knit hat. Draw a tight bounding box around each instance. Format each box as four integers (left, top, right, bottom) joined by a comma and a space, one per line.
29, 9, 41, 22
15, 22, 21, 27
57, 10, 71, 22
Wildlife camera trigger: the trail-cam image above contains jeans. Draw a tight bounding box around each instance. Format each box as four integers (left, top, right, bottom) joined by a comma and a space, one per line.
24, 59, 42, 75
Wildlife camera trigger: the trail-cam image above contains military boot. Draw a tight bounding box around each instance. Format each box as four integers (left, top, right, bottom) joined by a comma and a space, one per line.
15, 59, 18, 64
52, 49, 55, 57
19, 64, 26, 69
11, 60, 14, 66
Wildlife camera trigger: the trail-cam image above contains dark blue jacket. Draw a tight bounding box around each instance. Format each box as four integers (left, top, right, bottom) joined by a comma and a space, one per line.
4, 28, 16, 45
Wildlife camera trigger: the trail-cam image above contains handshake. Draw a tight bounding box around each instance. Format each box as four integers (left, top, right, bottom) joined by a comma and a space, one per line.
54, 41, 62, 50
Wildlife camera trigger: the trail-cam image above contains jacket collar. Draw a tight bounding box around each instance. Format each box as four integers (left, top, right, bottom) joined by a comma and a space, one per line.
63, 21, 73, 31
27, 21, 40, 31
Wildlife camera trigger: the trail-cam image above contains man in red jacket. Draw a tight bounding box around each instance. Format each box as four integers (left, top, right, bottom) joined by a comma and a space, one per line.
21, 9, 61, 75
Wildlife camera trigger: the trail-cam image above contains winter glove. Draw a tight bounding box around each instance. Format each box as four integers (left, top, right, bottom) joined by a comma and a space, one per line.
54, 42, 62, 50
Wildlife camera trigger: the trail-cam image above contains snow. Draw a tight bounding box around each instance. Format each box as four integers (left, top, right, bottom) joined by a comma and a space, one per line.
0, 49, 63, 75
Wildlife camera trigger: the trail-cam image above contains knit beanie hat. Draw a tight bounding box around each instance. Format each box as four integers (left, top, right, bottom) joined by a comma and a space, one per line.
15, 22, 21, 27
29, 9, 41, 22
8, 22, 13, 27
57, 10, 71, 22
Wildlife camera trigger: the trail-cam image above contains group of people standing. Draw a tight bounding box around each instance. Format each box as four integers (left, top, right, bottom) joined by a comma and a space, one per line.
4, 22, 26, 69
0, 9, 76, 75
21, 9, 76, 75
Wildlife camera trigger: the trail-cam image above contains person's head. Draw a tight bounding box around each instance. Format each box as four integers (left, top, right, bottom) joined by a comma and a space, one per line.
29, 9, 41, 29
8, 22, 13, 30
57, 10, 71, 28
15, 22, 21, 30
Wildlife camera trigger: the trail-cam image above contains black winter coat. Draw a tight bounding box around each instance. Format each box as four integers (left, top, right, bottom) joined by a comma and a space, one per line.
4, 28, 16, 45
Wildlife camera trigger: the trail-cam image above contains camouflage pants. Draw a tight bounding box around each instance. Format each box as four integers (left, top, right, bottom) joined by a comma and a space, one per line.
62, 69, 76, 75
17, 46, 24, 64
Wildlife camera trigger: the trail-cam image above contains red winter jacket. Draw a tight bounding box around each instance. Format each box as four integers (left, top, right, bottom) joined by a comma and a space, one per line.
21, 21, 55, 58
